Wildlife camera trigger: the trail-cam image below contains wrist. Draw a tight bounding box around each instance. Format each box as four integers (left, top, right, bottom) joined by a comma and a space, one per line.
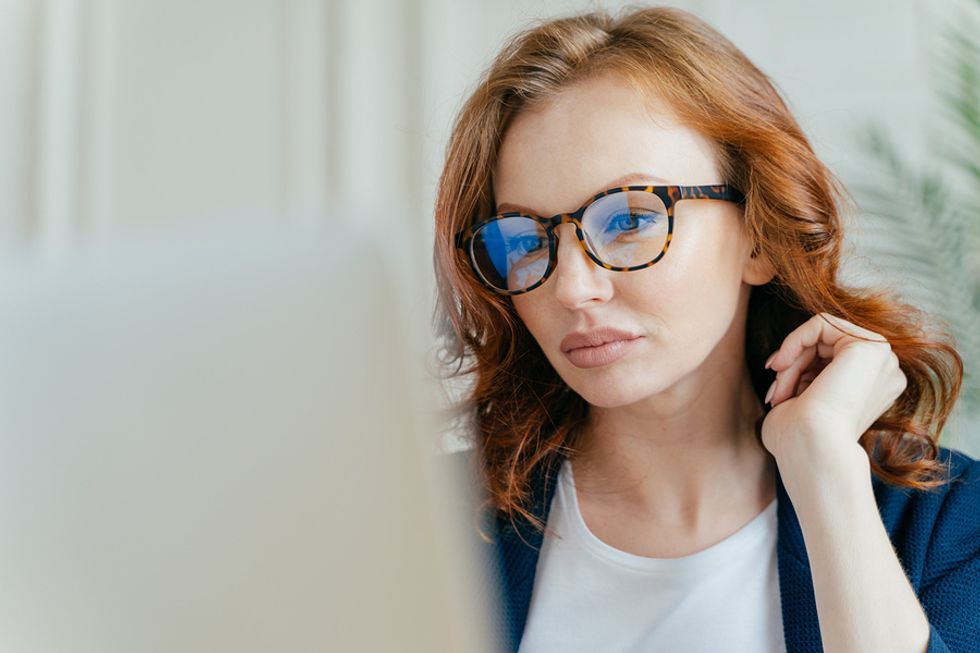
776, 436, 870, 495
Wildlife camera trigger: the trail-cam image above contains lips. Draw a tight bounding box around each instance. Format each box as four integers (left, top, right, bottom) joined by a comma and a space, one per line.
560, 327, 643, 353
561, 332, 643, 369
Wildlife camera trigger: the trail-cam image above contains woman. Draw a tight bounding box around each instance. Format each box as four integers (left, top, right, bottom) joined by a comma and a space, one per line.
432, 7, 980, 653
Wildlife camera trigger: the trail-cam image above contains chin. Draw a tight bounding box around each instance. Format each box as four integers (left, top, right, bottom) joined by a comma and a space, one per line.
564, 376, 656, 408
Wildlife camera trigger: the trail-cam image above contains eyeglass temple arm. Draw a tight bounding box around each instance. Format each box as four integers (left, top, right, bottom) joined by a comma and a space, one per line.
677, 185, 745, 203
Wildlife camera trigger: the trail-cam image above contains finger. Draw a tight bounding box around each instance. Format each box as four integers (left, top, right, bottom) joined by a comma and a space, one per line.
794, 366, 821, 396
767, 341, 834, 371
770, 347, 821, 406
767, 312, 873, 372
819, 312, 885, 342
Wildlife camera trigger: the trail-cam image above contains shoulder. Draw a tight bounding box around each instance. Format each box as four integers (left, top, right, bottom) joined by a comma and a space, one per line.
936, 445, 980, 501
914, 445, 980, 512
873, 445, 980, 588
872, 445, 980, 513
928, 446, 980, 541
919, 447, 980, 579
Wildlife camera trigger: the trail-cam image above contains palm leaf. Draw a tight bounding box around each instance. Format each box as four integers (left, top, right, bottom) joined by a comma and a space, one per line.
852, 0, 980, 430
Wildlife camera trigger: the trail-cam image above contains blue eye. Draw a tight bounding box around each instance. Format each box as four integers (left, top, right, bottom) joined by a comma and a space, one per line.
510, 233, 546, 256
606, 210, 661, 234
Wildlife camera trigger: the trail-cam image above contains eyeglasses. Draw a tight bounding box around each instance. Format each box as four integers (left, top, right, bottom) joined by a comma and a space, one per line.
454, 184, 744, 295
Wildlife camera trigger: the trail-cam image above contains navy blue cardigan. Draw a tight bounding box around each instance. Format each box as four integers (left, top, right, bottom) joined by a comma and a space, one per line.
449, 445, 980, 653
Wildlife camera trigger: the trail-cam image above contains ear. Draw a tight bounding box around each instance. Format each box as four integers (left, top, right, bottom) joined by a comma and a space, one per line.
743, 241, 776, 286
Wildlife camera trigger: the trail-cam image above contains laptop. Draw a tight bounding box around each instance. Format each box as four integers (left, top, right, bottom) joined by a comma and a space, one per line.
0, 219, 499, 652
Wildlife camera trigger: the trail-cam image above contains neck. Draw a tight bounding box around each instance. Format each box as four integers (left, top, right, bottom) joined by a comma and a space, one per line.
569, 361, 775, 529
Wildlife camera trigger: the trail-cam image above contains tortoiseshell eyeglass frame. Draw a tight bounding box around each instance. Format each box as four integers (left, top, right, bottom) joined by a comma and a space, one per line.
454, 184, 745, 296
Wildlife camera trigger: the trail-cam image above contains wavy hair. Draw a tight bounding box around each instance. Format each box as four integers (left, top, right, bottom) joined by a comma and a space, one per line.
431, 6, 963, 541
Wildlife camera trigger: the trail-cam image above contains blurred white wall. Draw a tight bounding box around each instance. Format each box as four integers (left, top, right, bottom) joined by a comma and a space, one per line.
1, 0, 975, 454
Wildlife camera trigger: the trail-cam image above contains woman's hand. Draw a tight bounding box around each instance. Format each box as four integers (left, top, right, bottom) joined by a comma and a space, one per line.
759, 312, 907, 466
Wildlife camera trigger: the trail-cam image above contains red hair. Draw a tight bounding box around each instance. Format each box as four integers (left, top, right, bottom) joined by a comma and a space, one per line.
430, 6, 963, 540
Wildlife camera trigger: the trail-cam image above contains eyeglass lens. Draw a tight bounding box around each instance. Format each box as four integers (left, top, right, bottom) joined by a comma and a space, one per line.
470, 191, 669, 292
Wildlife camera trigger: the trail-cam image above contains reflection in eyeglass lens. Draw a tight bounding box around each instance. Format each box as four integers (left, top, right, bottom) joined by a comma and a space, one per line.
472, 191, 669, 292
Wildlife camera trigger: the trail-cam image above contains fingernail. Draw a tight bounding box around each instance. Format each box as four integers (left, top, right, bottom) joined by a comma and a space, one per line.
764, 352, 776, 370
764, 380, 776, 405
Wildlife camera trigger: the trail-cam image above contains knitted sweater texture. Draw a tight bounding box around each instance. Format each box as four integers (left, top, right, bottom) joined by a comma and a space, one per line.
448, 446, 980, 653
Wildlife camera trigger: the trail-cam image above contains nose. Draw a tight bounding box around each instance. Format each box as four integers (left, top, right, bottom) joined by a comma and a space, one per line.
549, 223, 613, 308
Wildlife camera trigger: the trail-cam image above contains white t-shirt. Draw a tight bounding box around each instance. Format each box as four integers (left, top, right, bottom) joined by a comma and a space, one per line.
518, 458, 786, 653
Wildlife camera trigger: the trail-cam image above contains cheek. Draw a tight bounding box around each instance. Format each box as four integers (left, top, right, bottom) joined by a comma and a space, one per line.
637, 225, 746, 332
511, 297, 551, 346
672, 213, 746, 284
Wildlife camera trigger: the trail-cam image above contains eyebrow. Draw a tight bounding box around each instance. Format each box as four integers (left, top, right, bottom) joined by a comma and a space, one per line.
494, 172, 671, 214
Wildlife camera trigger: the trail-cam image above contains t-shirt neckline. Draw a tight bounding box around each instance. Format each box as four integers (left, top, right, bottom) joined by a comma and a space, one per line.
558, 457, 777, 574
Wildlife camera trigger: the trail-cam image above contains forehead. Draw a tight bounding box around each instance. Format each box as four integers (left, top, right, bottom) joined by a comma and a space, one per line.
492, 73, 722, 215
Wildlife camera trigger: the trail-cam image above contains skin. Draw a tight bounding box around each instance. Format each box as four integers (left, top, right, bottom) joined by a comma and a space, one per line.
494, 71, 932, 652
494, 71, 777, 554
